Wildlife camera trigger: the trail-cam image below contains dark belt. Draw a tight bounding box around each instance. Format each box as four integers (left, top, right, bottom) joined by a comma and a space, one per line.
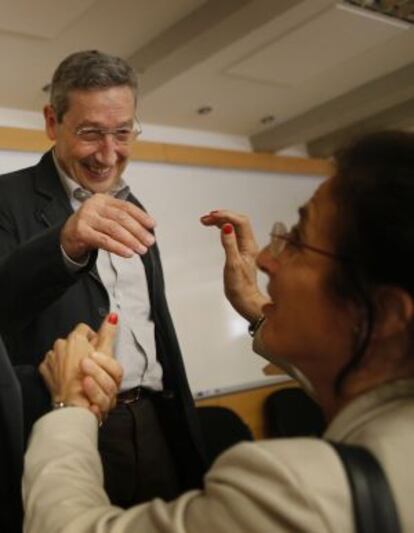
116, 386, 154, 405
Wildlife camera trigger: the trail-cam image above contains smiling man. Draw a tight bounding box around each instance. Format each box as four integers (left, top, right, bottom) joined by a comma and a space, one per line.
46, 87, 133, 192
0, 50, 206, 508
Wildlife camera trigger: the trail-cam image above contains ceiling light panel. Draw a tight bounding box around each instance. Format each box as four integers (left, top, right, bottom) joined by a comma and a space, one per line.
226, 3, 409, 87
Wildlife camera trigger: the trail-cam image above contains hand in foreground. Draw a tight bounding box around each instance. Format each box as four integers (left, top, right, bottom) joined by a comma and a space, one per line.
82, 314, 123, 417
60, 193, 157, 261
200, 210, 269, 322
39, 315, 122, 422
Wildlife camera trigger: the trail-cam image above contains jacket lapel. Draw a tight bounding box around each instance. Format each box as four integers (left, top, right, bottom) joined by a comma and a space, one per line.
33, 150, 73, 228
32, 150, 101, 282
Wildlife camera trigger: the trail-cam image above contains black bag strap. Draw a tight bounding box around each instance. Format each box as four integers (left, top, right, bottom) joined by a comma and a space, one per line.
329, 442, 401, 533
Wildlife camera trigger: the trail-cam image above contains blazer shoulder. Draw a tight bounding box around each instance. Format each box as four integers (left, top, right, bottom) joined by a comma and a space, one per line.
0, 150, 54, 188
0, 163, 37, 187
0, 152, 56, 206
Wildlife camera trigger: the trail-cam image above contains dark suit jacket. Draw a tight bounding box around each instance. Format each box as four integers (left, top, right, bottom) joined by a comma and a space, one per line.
0, 150, 206, 489
0, 337, 23, 533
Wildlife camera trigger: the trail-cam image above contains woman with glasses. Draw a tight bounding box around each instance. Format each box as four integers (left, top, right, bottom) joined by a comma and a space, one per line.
24, 131, 413, 532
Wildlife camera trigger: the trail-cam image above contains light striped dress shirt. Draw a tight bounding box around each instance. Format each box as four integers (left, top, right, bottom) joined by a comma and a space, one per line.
54, 152, 163, 392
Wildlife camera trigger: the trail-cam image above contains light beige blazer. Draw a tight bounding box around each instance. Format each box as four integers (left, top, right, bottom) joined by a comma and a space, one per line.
24, 380, 414, 532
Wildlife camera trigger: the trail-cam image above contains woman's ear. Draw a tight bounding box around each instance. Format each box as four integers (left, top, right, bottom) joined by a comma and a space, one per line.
371, 286, 414, 339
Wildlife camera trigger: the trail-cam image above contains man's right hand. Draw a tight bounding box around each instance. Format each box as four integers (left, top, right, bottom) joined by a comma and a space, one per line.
61, 193, 156, 261
82, 314, 123, 416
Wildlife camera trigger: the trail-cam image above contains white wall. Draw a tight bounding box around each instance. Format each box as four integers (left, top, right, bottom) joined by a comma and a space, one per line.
0, 123, 322, 397
127, 160, 322, 395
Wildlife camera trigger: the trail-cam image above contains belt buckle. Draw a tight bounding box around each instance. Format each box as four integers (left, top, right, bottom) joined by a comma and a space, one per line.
118, 386, 141, 405
127, 388, 140, 404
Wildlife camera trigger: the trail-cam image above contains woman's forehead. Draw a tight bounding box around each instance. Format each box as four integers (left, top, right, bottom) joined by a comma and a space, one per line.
302, 178, 335, 224
301, 178, 339, 247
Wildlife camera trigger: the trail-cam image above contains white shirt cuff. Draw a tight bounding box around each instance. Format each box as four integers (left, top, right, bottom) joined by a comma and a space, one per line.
61, 244, 90, 272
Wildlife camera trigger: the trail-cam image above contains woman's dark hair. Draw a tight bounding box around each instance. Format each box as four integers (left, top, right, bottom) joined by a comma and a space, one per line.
329, 130, 414, 390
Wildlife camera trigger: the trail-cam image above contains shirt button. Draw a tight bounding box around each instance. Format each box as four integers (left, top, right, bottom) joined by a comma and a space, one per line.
98, 307, 108, 317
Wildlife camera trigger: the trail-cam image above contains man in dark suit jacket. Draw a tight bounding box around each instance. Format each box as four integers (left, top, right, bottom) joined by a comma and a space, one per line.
0, 337, 23, 533
0, 50, 205, 508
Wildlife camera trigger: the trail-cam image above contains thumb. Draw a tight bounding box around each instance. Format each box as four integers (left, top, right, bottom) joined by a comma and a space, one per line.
220, 223, 240, 264
96, 313, 118, 357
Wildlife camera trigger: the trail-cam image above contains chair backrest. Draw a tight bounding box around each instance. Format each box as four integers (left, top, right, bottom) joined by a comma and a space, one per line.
263, 387, 325, 438
197, 406, 253, 467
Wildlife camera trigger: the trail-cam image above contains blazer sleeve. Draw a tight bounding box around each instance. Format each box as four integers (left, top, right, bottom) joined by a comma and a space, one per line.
0, 338, 24, 532
0, 219, 95, 334
24, 408, 349, 533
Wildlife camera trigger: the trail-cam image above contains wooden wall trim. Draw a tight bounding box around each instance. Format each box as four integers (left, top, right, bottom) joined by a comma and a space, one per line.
0, 126, 331, 176
0, 126, 53, 153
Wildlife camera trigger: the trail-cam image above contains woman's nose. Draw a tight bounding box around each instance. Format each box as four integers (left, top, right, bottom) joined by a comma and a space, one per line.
256, 244, 279, 274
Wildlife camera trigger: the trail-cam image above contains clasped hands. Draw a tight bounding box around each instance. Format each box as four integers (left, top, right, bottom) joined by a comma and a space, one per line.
39, 315, 123, 424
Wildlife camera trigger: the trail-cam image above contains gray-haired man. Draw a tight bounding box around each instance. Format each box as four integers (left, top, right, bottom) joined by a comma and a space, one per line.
0, 50, 206, 507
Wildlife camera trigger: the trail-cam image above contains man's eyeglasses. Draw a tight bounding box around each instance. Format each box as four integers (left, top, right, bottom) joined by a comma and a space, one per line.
270, 221, 345, 261
74, 121, 142, 145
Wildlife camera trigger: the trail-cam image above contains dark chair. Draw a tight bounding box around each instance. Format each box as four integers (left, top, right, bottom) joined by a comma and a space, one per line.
263, 388, 326, 438
197, 406, 253, 467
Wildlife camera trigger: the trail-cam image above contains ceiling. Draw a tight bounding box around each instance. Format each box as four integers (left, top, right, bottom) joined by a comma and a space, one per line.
0, 0, 412, 156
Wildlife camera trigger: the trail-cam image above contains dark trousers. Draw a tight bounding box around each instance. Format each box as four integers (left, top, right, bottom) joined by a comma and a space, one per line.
98, 394, 180, 507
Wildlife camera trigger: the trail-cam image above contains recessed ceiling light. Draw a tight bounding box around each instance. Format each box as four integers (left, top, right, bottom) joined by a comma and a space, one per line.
260, 114, 275, 125
197, 105, 213, 115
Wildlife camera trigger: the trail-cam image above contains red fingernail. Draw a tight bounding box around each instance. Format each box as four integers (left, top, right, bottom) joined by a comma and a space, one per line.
222, 224, 233, 234
108, 313, 118, 325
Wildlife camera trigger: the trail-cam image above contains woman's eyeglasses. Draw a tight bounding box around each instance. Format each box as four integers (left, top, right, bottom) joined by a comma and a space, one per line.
269, 221, 345, 261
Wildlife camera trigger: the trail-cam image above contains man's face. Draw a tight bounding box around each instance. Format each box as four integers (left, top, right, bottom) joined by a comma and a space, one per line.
44, 86, 136, 193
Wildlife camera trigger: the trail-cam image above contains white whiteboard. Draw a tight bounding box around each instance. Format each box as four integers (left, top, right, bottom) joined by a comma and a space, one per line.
0, 150, 323, 396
